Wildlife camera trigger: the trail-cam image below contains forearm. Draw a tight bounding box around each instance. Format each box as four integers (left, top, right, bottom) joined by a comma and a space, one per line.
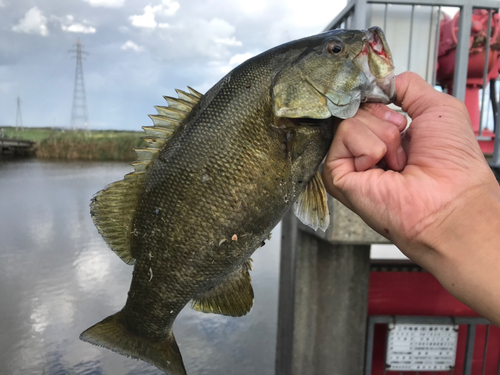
398, 185, 500, 326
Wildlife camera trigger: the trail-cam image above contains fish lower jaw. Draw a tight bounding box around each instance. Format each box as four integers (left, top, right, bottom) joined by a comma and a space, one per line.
360, 70, 396, 104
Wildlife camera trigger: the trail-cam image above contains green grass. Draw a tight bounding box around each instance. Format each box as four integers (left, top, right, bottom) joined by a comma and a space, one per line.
1, 126, 59, 142
1, 127, 147, 161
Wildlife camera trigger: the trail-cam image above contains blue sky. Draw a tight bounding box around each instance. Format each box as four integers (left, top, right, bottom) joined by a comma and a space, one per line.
0, 0, 347, 130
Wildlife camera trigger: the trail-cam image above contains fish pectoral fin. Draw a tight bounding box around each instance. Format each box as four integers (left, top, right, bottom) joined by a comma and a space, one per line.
294, 171, 330, 231
191, 259, 254, 317
80, 311, 187, 375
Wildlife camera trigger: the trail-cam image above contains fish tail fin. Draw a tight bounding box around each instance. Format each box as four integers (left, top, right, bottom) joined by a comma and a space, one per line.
80, 311, 186, 375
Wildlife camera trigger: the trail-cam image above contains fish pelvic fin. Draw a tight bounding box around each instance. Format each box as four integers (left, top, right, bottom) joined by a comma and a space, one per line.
90, 87, 203, 265
80, 311, 187, 375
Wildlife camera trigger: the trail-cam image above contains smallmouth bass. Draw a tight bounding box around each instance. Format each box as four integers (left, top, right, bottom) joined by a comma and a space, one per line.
81, 27, 396, 374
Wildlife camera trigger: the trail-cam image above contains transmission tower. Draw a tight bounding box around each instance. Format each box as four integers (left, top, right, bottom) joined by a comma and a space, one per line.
69, 39, 89, 130
16, 96, 23, 130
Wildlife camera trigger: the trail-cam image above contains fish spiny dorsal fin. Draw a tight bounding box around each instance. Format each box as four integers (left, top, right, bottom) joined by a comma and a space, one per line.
161, 98, 193, 113
175, 88, 200, 104
187, 86, 203, 98
191, 259, 254, 317
90, 87, 202, 265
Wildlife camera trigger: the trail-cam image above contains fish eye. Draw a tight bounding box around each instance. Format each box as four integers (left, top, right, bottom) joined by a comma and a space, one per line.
327, 41, 344, 55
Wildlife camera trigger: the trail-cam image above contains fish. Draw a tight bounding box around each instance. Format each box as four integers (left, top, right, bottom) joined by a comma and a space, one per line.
80, 26, 396, 375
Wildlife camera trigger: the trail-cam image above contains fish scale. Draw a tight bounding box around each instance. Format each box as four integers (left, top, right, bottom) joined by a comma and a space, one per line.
80, 27, 396, 375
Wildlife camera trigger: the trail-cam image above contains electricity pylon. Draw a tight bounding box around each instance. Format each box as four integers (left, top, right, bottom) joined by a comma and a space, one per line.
16, 96, 23, 131
69, 39, 89, 130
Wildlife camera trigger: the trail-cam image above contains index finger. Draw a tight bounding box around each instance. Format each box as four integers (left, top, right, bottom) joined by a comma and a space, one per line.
395, 72, 468, 118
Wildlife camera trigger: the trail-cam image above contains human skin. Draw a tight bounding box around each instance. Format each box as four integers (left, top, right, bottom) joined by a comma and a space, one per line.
322, 71, 500, 326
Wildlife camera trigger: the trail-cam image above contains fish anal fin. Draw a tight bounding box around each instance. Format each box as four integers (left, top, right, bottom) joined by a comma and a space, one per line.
293, 171, 330, 231
191, 260, 254, 317
80, 311, 186, 375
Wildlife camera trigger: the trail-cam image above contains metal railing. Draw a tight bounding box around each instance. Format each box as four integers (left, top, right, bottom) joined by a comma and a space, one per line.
325, 0, 500, 161
365, 316, 493, 375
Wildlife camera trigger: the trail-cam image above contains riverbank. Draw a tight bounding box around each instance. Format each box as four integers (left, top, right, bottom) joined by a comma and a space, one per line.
0, 127, 145, 161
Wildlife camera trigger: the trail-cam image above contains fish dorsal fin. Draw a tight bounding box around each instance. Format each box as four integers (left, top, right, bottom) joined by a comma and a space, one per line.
191, 259, 254, 317
293, 171, 330, 231
90, 87, 202, 265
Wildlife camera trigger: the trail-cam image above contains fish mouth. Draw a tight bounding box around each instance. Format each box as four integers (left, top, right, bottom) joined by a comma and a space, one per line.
355, 27, 396, 104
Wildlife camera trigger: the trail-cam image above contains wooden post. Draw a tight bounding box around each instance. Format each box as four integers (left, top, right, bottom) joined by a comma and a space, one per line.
276, 204, 376, 375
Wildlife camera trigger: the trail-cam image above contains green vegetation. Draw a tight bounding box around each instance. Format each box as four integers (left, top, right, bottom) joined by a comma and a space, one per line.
1, 126, 59, 142
1, 127, 146, 161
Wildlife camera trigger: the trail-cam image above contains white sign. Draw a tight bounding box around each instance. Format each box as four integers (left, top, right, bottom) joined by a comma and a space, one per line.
386, 324, 458, 371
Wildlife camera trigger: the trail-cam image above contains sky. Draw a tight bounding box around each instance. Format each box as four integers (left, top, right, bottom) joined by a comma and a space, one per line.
0, 0, 348, 130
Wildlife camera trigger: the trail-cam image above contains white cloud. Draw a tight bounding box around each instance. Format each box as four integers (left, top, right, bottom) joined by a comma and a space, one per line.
82, 0, 124, 8
238, 0, 268, 14
52, 15, 96, 34
121, 40, 144, 52
160, 0, 180, 16
0, 0, 5, 8
129, 0, 180, 28
228, 52, 254, 66
62, 23, 96, 34
12, 7, 49, 36
215, 37, 242, 47
219, 52, 254, 73
209, 18, 236, 37
130, 16, 244, 65
130, 5, 157, 28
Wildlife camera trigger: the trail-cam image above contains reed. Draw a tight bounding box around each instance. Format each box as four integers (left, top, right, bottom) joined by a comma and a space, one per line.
0, 127, 146, 161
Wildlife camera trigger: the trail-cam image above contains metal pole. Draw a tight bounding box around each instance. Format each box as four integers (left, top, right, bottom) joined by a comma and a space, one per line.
433, 6, 442, 87
383, 3, 388, 32
364, 318, 376, 375
479, 9, 493, 137
426, 5, 435, 82
463, 324, 477, 375
481, 325, 491, 375
276, 211, 298, 375
354, 0, 368, 29
407, 5, 415, 72
492, 78, 500, 167
452, 4, 473, 101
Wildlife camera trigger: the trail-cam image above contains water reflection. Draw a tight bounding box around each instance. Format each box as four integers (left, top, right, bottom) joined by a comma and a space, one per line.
0, 159, 280, 375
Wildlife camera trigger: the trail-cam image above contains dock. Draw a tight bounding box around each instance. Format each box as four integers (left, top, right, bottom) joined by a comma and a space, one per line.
0, 138, 36, 157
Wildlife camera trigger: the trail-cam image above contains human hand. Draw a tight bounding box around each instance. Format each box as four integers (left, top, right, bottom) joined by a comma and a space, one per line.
322, 72, 500, 265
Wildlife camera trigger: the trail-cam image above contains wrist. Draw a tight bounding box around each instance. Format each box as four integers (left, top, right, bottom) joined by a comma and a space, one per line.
406, 183, 500, 324
424, 184, 500, 261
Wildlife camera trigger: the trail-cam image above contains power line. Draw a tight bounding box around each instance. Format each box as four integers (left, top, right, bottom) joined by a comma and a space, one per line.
69, 39, 89, 130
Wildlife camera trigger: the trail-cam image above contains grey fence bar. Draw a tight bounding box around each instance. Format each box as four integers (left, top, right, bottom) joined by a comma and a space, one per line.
478, 9, 493, 138
432, 5, 442, 86
364, 316, 491, 375
493, 89, 500, 166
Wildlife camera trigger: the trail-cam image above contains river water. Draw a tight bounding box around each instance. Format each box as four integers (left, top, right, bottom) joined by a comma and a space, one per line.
0, 159, 281, 375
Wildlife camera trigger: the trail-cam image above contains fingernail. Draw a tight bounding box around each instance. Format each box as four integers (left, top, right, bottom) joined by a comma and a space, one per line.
397, 145, 406, 170
384, 111, 406, 127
